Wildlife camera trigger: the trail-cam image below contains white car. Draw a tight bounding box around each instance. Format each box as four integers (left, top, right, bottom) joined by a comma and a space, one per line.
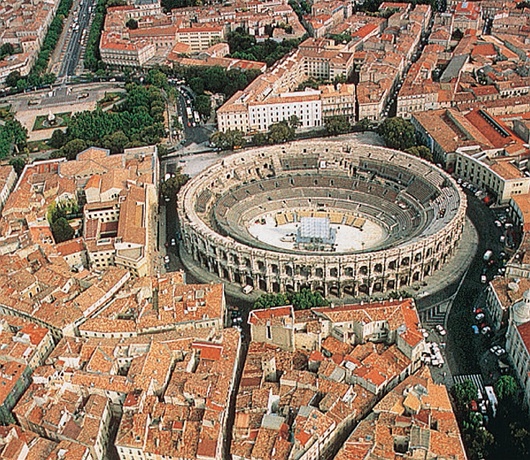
419, 328, 429, 338
171, 238, 176, 246
435, 325, 447, 336
475, 313, 485, 322
164, 255, 170, 263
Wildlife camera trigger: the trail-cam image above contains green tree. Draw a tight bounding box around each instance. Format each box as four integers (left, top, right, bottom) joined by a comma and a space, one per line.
452, 379, 478, 410
253, 288, 329, 311
254, 293, 290, 310
189, 77, 205, 95
102, 130, 129, 154
61, 139, 88, 160
252, 132, 268, 146
494, 375, 518, 401
49, 129, 67, 149
9, 157, 26, 176
0, 43, 15, 59
195, 94, 211, 118
377, 116, 417, 151
290, 289, 329, 310
126, 18, 138, 29
325, 115, 351, 135
465, 426, 495, 460
268, 121, 295, 144
146, 68, 168, 89
5, 71, 21, 88
51, 217, 75, 243
160, 168, 190, 199
356, 117, 373, 131
406, 145, 433, 162
511, 424, 530, 457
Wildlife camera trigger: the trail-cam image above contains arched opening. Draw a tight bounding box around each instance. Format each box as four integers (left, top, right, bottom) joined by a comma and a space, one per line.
388, 260, 397, 270
414, 252, 422, 262
343, 284, 355, 296
358, 284, 369, 295
258, 278, 267, 291
373, 281, 383, 292
285, 266, 293, 277
401, 257, 410, 266
330, 267, 338, 277
272, 282, 280, 293
400, 275, 408, 286
374, 263, 383, 273
359, 265, 368, 275
412, 271, 420, 282
315, 267, 324, 278
345, 267, 354, 277
424, 265, 431, 276
286, 284, 295, 293
387, 280, 395, 290
245, 276, 254, 287
329, 283, 339, 297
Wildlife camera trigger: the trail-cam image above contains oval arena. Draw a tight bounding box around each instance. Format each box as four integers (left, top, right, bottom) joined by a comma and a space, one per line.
177, 139, 467, 298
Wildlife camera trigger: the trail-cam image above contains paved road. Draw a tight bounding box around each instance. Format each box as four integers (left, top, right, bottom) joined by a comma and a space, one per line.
58, 0, 98, 77
445, 192, 506, 379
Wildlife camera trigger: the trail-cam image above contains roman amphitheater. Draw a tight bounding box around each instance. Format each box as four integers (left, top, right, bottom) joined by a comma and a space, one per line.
177, 139, 467, 298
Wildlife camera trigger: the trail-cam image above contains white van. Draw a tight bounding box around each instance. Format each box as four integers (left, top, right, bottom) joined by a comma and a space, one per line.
242, 285, 254, 295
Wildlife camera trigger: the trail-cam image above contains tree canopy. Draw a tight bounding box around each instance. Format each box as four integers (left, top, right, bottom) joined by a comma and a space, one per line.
210, 129, 245, 150
227, 29, 302, 67
253, 288, 330, 311
494, 375, 518, 401
452, 379, 478, 410
377, 116, 417, 151
325, 115, 352, 136
51, 217, 75, 243
160, 168, 190, 199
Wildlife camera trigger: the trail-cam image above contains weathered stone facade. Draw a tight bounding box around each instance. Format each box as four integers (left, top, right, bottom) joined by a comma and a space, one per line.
178, 139, 467, 297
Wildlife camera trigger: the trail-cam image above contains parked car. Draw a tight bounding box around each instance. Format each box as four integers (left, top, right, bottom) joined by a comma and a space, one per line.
171, 238, 176, 246
435, 324, 447, 336
475, 313, 485, 322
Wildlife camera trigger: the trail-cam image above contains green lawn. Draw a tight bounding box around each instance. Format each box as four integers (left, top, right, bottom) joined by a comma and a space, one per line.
33, 112, 71, 131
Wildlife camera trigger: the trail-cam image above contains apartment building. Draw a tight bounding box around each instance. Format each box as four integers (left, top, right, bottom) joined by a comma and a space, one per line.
0, 0, 60, 82
506, 290, 530, 412
99, 32, 156, 67
0, 166, 17, 213
218, 38, 356, 133
14, 384, 112, 459
335, 367, 467, 460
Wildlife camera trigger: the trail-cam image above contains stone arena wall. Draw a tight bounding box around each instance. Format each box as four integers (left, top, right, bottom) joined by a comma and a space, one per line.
177, 139, 467, 297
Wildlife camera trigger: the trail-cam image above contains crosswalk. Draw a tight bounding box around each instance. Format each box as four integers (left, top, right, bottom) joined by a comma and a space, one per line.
419, 299, 452, 326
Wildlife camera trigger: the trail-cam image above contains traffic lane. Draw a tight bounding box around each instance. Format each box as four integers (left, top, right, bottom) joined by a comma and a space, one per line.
446, 192, 504, 375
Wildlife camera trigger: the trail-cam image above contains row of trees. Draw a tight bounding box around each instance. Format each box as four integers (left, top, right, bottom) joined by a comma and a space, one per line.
227, 29, 302, 67
253, 288, 330, 311
452, 375, 526, 459
9, 0, 74, 90
84, 0, 125, 71
49, 83, 167, 159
